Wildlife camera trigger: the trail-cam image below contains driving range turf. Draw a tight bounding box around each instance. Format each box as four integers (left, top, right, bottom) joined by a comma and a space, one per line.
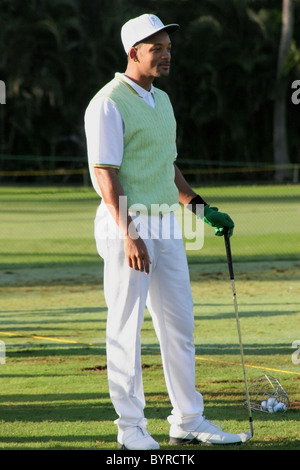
0, 185, 299, 450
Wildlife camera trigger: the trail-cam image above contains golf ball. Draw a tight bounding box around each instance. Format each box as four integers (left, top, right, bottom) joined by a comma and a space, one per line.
261, 400, 267, 411
267, 397, 277, 413
273, 402, 286, 413
267, 397, 276, 406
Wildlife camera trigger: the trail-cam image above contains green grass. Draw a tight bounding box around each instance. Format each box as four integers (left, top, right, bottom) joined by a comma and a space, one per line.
0, 185, 300, 450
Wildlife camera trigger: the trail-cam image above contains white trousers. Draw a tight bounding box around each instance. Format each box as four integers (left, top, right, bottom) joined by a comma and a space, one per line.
95, 203, 204, 434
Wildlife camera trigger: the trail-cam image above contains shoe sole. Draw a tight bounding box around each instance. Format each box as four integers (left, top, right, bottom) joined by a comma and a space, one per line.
118, 442, 160, 450
169, 437, 242, 446
118, 443, 127, 450
169, 436, 212, 446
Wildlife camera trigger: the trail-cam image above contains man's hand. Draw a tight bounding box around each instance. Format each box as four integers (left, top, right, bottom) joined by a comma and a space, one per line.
203, 205, 235, 237
124, 235, 151, 275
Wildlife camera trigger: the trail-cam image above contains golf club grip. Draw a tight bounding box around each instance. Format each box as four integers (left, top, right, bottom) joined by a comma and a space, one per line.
224, 229, 234, 280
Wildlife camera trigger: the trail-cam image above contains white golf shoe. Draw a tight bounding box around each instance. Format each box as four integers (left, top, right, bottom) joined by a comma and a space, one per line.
169, 418, 252, 445
118, 426, 160, 450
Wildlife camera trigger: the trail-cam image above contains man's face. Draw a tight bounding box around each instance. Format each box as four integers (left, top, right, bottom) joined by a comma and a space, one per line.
134, 30, 172, 79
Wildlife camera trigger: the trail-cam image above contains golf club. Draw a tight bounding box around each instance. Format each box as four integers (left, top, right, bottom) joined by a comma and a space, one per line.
224, 228, 254, 437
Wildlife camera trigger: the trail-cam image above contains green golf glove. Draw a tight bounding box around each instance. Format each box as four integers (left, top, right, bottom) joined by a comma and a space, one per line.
203, 205, 234, 237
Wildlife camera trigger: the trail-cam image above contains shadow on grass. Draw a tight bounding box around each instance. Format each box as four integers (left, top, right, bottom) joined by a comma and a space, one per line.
1, 254, 300, 288
193, 308, 300, 321
3, 340, 294, 360
194, 342, 295, 357
5, 344, 106, 359
0, 392, 116, 423
0, 306, 106, 316
3, 389, 298, 425
142, 341, 296, 358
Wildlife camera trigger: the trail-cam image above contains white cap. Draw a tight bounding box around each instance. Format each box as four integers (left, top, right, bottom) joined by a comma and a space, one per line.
121, 14, 179, 54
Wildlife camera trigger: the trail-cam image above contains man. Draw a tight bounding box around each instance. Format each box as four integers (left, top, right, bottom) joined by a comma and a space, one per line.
85, 13, 250, 450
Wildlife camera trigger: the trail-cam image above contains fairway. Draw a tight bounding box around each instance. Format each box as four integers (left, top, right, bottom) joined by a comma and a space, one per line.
0, 185, 300, 450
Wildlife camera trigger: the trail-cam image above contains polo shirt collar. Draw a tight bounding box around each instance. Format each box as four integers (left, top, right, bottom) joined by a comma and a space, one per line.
116, 72, 155, 98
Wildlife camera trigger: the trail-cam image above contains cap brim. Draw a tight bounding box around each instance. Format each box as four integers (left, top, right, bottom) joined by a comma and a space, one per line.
164, 24, 180, 34
133, 24, 180, 46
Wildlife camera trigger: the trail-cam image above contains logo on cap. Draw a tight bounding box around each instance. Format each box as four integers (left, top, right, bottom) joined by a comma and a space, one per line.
148, 15, 157, 26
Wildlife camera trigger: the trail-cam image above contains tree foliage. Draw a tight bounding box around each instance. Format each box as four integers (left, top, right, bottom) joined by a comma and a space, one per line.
0, 0, 299, 181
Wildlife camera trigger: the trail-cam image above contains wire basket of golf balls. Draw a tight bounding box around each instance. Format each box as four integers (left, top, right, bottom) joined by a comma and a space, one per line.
248, 374, 289, 413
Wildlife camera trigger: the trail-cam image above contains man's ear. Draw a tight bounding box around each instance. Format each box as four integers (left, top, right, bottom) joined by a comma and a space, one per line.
129, 46, 139, 62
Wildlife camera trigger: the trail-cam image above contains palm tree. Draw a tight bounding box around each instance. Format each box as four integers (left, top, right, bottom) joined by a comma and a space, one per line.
273, 0, 294, 182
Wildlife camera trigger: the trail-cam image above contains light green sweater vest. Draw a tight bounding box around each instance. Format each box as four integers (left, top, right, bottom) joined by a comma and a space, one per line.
99, 76, 179, 213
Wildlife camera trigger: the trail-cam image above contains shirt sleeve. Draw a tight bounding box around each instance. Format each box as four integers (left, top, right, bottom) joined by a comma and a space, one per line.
84, 95, 124, 170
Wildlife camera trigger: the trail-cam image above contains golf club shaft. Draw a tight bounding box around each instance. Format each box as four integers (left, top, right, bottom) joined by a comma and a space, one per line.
224, 231, 254, 437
